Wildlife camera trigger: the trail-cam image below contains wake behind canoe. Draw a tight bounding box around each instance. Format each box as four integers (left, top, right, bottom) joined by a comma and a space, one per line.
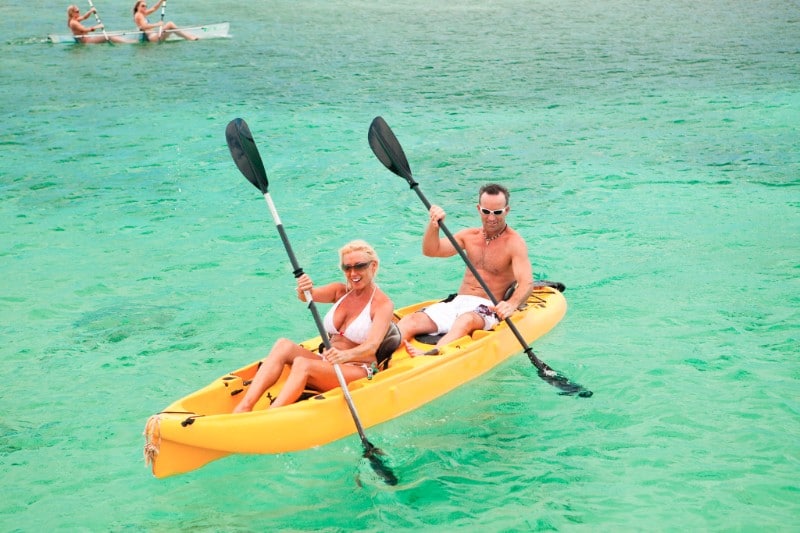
48, 22, 230, 44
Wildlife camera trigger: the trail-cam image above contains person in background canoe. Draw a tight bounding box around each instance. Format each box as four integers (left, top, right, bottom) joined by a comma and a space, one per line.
132, 0, 198, 42
398, 183, 534, 356
233, 240, 400, 412
67, 4, 133, 44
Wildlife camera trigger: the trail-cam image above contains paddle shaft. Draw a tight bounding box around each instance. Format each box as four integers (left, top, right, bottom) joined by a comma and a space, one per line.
260, 191, 376, 447
226, 117, 397, 484
86, 0, 109, 42
158, 0, 166, 38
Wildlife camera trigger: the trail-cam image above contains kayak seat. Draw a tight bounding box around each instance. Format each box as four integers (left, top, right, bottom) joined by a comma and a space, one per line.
376, 323, 401, 369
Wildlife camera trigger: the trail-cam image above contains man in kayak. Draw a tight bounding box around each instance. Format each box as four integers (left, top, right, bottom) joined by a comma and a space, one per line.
399, 183, 534, 355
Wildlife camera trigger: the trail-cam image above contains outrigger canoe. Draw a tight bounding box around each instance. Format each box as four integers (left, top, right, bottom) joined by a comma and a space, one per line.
47, 22, 230, 44
143, 283, 567, 478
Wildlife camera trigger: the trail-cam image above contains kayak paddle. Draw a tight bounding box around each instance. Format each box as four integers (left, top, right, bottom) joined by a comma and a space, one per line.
158, 0, 166, 39
226, 118, 399, 485
86, 0, 109, 42
368, 116, 592, 398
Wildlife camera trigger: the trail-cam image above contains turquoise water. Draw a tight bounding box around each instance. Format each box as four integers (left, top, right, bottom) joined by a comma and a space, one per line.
2, 0, 798, 530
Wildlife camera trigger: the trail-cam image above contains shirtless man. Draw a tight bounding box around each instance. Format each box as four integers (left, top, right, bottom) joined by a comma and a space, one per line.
399, 183, 534, 355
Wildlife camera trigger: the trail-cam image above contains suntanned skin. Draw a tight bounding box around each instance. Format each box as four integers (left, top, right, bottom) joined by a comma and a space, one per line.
233, 245, 394, 412
133, 0, 198, 41
398, 189, 533, 354
67, 4, 135, 44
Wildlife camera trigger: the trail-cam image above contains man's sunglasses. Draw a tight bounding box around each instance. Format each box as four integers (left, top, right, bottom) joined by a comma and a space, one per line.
479, 206, 508, 216
341, 261, 373, 272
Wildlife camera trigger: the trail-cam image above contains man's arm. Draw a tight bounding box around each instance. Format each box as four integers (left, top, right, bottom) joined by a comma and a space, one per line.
507, 236, 534, 309
421, 205, 460, 257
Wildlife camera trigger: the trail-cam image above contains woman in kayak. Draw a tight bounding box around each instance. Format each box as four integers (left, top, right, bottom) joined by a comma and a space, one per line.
233, 240, 399, 412
67, 4, 134, 44
133, 0, 198, 42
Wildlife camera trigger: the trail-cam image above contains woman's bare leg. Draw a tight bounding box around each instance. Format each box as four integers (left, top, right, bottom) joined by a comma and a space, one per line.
271, 360, 368, 408
159, 21, 198, 41
233, 338, 310, 413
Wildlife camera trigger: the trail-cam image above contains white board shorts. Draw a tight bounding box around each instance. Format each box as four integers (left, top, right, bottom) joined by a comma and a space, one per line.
420, 294, 499, 335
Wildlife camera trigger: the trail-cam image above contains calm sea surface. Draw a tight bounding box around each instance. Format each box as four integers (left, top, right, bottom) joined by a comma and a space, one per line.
1, 0, 798, 530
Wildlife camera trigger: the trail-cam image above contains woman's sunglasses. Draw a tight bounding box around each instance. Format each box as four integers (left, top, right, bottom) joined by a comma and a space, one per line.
479, 206, 508, 216
341, 261, 373, 272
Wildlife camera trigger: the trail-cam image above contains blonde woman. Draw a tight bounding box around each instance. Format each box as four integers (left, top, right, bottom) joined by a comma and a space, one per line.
233, 240, 400, 412
133, 0, 198, 42
67, 4, 132, 44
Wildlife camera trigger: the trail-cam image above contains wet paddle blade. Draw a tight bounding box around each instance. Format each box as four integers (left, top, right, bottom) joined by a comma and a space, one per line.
535, 362, 593, 397
364, 443, 398, 486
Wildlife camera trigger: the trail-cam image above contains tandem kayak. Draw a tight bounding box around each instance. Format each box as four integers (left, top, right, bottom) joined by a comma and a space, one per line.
143, 282, 567, 478
47, 22, 230, 44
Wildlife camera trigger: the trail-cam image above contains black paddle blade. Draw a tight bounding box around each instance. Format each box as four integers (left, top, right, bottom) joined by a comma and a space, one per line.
363, 442, 398, 486
226, 118, 269, 194
527, 350, 593, 397
368, 116, 415, 184
536, 367, 593, 397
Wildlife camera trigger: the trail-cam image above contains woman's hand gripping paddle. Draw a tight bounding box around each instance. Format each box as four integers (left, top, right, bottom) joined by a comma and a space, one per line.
368, 116, 592, 398
226, 118, 398, 485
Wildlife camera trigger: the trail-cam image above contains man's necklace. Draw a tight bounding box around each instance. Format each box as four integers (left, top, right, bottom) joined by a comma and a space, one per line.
483, 224, 508, 244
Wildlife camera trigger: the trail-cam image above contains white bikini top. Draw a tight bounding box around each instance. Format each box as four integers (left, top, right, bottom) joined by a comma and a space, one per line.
323, 287, 377, 344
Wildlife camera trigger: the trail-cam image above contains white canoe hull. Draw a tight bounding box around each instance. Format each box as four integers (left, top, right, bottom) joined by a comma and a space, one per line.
48, 22, 230, 44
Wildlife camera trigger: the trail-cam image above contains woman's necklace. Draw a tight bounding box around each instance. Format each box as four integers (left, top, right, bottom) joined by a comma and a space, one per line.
482, 224, 507, 244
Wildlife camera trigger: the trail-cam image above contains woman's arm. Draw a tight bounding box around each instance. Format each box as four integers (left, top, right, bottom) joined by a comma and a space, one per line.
145, 0, 163, 16
296, 276, 345, 305
70, 20, 97, 35
134, 12, 161, 30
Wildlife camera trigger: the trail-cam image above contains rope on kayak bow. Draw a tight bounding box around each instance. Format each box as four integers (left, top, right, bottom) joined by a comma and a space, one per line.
143, 415, 161, 468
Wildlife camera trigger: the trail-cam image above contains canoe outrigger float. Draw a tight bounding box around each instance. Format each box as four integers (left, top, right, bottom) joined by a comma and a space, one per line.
47, 22, 230, 44
143, 283, 567, 479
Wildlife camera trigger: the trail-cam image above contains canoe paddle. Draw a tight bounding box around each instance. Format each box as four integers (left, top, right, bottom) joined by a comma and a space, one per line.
225, 118, 398, 485
86, 0, 109, 43
368, 116, 592, 398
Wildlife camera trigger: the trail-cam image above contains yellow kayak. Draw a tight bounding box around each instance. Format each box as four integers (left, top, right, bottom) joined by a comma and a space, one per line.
143, 284, 567, 478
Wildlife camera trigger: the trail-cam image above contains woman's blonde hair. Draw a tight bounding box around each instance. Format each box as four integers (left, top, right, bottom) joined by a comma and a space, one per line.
67, 5, 79, 24
338, 240, 380, 278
